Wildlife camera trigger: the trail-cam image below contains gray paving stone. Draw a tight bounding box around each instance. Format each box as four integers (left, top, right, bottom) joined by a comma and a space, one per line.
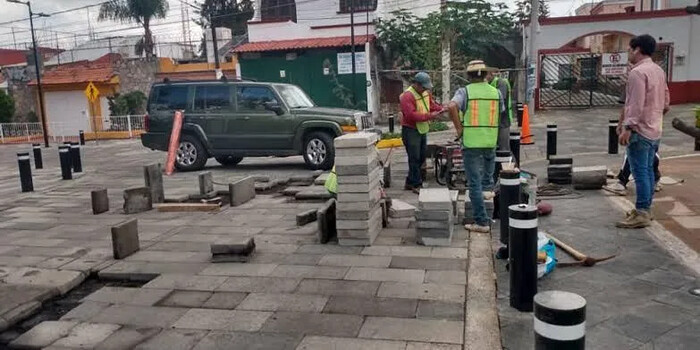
390, 257, 467, 271
111, 219, 139, 259
198, 171, 214, 195
237, 293, 328, 312
323, 295, 417, 318
600, 301, 695, 343
61, 301, 111, 322
98, 262, 208, 281
318, 254, 391, 268
334, 132, 379, 148
157, 291, 212, 308
650, 318, 700, 350
83, 287, 171, 306
90, 305, 188, 328
261, 311, 364, 337
361, 246, 431, 258
296, 336, 406, 350
123, 187, 152, 214
430, 248, 469, 259
216, 277, 301, 293
134, 329, 208, 350
172, 308, 271, 332
424, 270, 466, 285
142, 274, 227, 291
192, 331, 302, 350
95, 327, 160, 350
415, 209, 452, 221
405, 343, 462, 350
296, 245, 364, 255
0, 267, 84, 295
91, 189, 109, 215
635, 268, 697, 289
377, 282, 465, 303
336, 167, 382, 184
270, 265, 348, 279
229, 177, 256, 206
201, 292, 247, 309
9, 321, 78, 349
584, 324, 644, 350
199, 263, 277, 277
295, 279, 379, 297
344, 267, 424, 283
418, 188, 452, 211
52, 322, 121, 349
359, 317, 463, 344
143, 164, 164, 204
416, 301, 464, 321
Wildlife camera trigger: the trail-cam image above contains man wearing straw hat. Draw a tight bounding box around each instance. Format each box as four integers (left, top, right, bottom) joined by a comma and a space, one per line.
447, 60, 505, 233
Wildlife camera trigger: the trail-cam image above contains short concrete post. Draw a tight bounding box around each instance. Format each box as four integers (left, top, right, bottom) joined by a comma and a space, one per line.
123, 187, 153, 214
111, 219, 139, 259
229, 176, 256, 206
199, 171, 214, 195
317, 198, 337, 244
143, 164, 164, 204
91, 188, 109, 215
534, 291, 586, 349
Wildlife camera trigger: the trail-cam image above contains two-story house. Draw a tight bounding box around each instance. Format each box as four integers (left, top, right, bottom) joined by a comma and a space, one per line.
233, 0, 441, 117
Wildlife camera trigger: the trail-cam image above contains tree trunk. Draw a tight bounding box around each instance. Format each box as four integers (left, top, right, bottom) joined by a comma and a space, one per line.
144, 20, 154, 59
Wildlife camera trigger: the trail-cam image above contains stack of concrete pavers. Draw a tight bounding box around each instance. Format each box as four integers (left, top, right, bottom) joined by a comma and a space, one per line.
463, 191, 495, 224
416, 188, 454, 246
335, 132, 382, 246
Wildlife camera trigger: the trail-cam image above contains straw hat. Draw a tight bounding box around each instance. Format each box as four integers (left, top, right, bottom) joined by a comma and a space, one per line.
466, 60, 497, 74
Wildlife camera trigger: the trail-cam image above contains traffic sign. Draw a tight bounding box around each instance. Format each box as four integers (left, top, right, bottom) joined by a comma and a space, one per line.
84, 82, 100, 102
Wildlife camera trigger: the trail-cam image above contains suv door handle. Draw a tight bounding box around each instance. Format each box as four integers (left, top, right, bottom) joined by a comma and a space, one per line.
242, 117, 250, 121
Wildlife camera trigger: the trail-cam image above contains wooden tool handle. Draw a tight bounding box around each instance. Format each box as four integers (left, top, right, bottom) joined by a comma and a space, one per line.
546, 234, 587, 261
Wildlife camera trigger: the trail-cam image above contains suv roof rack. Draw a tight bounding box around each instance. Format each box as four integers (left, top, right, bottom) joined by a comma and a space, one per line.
159, 78, 257, 84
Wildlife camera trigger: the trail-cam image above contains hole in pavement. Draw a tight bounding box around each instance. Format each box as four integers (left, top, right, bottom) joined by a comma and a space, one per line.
0, 276, 148, 346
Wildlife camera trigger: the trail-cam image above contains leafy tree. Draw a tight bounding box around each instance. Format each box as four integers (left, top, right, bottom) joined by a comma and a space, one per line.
195, 0, 254, 36
0, 90, 15, 123
108, 91, 147, 116
514, 0, 550, 24
98, 0, 169, 58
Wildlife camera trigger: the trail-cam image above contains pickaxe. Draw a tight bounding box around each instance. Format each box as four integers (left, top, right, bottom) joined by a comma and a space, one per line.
545, 233, 616, 267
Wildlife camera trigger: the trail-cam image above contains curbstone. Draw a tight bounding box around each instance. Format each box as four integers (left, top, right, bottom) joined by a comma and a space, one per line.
317, 199, 337, 244
111, 219, 139, 259
91, 188, 109, 215
143, 163, 164, 204
123, 187, 152, 214
199, 171, 214, 195
297, 209, 318, 226
229, 177, 256, 206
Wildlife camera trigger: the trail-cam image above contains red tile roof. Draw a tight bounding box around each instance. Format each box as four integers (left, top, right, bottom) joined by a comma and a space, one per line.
28, 57, 116, 86
155, 70, 237, 81
234, 35, 375, 53
0, 47, 62, 67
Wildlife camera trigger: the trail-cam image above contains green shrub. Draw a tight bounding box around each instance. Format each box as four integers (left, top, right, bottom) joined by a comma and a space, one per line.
429, 121, 448, 132
381, 132, 401, 140
0, 90, 15, 123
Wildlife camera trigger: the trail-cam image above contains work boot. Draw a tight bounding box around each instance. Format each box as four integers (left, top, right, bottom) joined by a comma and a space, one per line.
483, 191, 496, 200
603, 182, 628, 196
655, 183, 663, 192
464, 223, 491, 233
616, 209, 651, 228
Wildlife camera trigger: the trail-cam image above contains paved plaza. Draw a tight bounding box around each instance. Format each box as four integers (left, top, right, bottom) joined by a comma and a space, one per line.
0, 105, 697, 349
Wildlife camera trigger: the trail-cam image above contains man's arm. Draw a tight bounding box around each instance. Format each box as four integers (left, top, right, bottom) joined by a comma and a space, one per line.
428, 92, 443, 112
663, 83, 670, 115
623, 70, 645, 129
448, 88, 467, 138
400, 92, 433, 123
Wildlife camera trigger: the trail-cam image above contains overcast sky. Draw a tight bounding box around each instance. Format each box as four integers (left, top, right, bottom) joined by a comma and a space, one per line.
0, 0, 587, 50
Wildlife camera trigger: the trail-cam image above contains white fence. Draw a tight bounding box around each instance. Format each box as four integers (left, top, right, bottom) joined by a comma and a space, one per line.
0, 115, 146, 145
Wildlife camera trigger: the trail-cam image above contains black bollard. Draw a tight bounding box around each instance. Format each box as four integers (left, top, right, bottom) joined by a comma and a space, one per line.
516, 103, 524, 127
388, 115, 395, 133
546, 124, 557, 159
534, 291, 586, 350
32, 143, 43, 169
608, 119, 619, 154
494, 150, 512, 185
17, 152, 34, 192
497, 170, 521, 258
79, 130, 86, 145
70, 142, 82, 173
509, 131, 521, 168
59, 146, 72, 180
509, 203, 538, 312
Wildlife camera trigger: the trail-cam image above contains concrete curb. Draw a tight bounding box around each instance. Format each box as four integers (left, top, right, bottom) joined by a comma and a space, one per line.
376, 138, 403, 149
607, 195, 700, 277
464, 230, 502, 350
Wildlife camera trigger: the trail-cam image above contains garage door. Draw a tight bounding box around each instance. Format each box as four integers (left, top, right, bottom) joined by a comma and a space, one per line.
44, 90, 91, 137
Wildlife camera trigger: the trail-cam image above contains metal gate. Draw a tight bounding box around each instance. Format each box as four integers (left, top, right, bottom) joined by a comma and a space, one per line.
539, 53, 626, 108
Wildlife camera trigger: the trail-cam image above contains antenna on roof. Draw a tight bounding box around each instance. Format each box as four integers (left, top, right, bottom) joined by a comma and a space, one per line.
163, 77, 170, 84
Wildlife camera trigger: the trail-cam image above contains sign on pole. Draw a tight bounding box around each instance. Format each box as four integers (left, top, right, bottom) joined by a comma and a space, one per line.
84, 82, 100, 102
601, 52, 628, 76
337, 52, 366, 74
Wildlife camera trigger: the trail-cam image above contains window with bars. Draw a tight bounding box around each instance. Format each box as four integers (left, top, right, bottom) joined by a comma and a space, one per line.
339, 0, 377, 12
261, 0, 297, 22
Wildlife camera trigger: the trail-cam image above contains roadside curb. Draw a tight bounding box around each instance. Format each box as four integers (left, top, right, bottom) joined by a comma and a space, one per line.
376, 138, 402, 149
464, 230, 502, 350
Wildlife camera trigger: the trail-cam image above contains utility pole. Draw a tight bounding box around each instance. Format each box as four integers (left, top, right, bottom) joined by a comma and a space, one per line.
350, 0, 357, 105
211, 18, 221, 78
7, 0, 50, 147
11, 27, 17, 49
441, 0, 450, 104
527, 0, 539, 109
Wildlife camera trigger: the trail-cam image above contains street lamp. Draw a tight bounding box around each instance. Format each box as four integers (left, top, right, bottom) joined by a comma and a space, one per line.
7, 0, 50, 148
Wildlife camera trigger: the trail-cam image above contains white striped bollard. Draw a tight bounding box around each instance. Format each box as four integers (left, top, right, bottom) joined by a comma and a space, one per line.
496, 169, 521, 260
546, 124, 557, 159
59, 146, 72, 180
17, 152, 33, 192
608, 119, 619, 154
70, 142, 82, 173
509, 203, 538, 312
32, 143, 43, 169
509, 131, 521, 168
534, 290, 586, 349
494, 150, 512, 185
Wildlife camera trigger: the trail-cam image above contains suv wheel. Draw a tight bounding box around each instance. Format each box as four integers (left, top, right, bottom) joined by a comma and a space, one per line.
303, 131, 334, 170
175, 135, 208, 171
215, 156, 243, 167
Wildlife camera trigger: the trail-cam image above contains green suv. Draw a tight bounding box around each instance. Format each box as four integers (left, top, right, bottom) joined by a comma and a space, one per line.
141, 80, 373, 171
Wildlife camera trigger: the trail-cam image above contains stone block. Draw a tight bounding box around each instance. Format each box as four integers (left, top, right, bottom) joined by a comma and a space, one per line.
337, 198, 381, 212
573, 165, 608, 190
389, 199, 415, 218
345, 267, 425, 284
548, 155, 573, 165
123, 187, 152, 214
317, 199, 337, 244
337, 167, 382, 184
210, 237, 255, 256
415, 210, 452, 222
296, 279, 379, 297
143, 163, 164, 204
383, 164, 391, 188
334, 132, 379, 148
450, 190, 458, 216
377, 282, 464, 303
216, 277, 301, 293
111, 219, 139, 259
94, 326, 160, 349
201, 292, 247, 309
91, 189, 109, 215
417, 232, 454, 247
336, 161, 380, 176
295, 186, 333, 200
192, 332, 302, 350
336, 144, 376, 157
418, 188, 452, 211
335, 153, 379, 167
171, 308, 271, 332
296, 209, 318, 226
52, 322, 121, 348
9, 321, 78, 349
229, 177, 256, 206
359, 317, 463, 344
337, 186, 382, 203
336, 208, 382, 230
417, 300, 465, 321
237, 293, 329, 312
337, 178, 381, 193
323, 296, 418, 318
261, 311, 364, 338
158, 291, 212, 308
314, 173, 329, 185
135, 329, 207, 350
198, 171, 214, 195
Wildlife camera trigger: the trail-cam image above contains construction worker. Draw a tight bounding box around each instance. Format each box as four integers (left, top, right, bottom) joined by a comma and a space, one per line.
487, 69, 514, 151
448, 60, 504, 233
400, 72, 445, 193
324, 166, 337, 197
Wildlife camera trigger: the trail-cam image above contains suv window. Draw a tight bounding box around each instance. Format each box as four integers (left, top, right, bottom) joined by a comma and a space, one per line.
194, 85, 233, 111
236, 86, 279, 112
152, 86, 188, 111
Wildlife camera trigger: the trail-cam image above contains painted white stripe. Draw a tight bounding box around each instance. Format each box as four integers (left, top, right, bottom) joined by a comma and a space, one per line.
495, 157, 511, 162
534, 318, 585, 341
33, 146, 40, 149
18, 156, 30, 160
59, 149, 69, 153
547, 128, 557, 131
509, 218, 538, 229
500, 178, 520, 185
510, 136, 520, 140
609, 123, 618, 127
70, 145, 79, 148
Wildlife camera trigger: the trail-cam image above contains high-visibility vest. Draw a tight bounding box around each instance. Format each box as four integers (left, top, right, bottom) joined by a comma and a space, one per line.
405, 86, 430, 134
324, 166, 337, 194
462, 82, 500, 148
491, 77, 513, 124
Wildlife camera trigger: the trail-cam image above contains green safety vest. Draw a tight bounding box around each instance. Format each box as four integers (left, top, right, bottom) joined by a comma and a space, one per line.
491, 77, 513, 124
462, 82, 500, 148
324, 166, 337, 194
405, 86, 430, 134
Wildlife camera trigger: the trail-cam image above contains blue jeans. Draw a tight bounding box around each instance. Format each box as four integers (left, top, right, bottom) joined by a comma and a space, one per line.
463, 148, 496, 226
627, 133, 660, 211
402, 127, 427, 188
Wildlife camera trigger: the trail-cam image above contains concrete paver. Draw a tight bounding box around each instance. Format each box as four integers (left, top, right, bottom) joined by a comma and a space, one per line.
9, 320, 78, 349
358, 317, 463, 344
296, 336, 405, 350
134, 329, 208, 350
52, 322, 121, 349
261, 312, 364, 338
323, 296, 418, 318
89, 305, 188, 328
236, 293, 328, 312
377, 282, 465, 303
215, 276, 301, 293
193, 332, 302, 350
171, 309, 271, 332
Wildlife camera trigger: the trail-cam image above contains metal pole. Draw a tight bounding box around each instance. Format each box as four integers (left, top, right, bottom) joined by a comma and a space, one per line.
534, 291, 586, 349
58, 145, 72, 180
32, 143, 43, 169
127, 115, 133, 138
388, 115, 395, 133
17, 152, 34, 192
350, 0, 356, 105
25, 123, 30, 142
27, 2, 50, 148
0, 124, 4, 144
608, 119, 619, 154
546, 124, 557, 159
508, 203, 538, 312
210, 16, 220, 78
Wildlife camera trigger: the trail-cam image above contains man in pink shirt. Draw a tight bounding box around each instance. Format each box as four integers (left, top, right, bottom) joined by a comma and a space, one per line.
617, 34, 670, 228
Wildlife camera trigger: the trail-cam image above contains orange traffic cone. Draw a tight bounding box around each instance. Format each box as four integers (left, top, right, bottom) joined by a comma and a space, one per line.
520, 104, 535, 145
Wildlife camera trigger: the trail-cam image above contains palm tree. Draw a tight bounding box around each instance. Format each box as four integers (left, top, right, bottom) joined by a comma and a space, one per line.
98, 0, 169, 58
